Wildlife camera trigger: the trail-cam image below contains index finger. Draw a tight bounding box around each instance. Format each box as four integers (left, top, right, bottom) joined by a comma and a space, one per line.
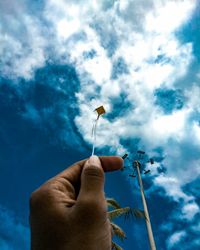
99, 156, 123, 172
56, 156, 123, 185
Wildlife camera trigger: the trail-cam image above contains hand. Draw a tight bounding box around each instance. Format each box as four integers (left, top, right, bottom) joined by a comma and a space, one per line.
30, 155, 123, 250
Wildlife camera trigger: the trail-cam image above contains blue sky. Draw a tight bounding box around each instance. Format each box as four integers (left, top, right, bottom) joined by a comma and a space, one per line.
0, 0, 200, 249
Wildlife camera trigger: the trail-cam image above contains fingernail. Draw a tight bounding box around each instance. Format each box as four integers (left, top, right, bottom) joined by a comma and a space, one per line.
88, 155, 102, 168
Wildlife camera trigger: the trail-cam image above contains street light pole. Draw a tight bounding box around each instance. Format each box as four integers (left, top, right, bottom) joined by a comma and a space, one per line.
135, 160, 156, 250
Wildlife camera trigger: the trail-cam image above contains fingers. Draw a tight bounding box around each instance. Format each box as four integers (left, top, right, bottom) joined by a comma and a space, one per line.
75, 156, 109, 227
78, 156, 105, 201
99, 156, 123, 172
56, 156, 123, 186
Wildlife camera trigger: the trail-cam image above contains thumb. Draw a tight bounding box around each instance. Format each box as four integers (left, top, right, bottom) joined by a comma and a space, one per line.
78, 155, 105, 201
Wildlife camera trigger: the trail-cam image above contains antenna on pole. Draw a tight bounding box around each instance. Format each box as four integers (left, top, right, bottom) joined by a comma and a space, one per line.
122, 150, 156, 250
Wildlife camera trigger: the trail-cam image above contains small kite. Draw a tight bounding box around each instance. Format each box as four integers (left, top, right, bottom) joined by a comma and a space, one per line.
91, 105, 106, 156
95, 106, 106, 118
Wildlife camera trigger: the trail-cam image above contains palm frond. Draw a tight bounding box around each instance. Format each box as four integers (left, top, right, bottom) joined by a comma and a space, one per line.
112, 241, 123, 250
130, 208, 146, 220
107, 198, 121, 209
111, 222, 127, 241
108, 207, 145, 220
108, 207, 131, 220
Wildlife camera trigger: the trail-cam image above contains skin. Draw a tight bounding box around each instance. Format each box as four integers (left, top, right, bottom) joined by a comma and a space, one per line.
30, 155, 123, 250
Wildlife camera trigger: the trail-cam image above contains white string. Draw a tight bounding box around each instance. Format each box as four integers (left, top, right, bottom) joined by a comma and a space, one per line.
91, 117, 99, 156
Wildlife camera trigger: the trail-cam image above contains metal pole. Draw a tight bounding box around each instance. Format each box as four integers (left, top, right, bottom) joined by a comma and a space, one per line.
135, 160, 156, 250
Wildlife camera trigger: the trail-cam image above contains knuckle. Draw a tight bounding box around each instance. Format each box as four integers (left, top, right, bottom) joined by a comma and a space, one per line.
83, 166, 104, 180
29, 186, 51, 209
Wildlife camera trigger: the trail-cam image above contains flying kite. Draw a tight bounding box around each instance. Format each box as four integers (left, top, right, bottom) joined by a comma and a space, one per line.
95, 106, 106, 117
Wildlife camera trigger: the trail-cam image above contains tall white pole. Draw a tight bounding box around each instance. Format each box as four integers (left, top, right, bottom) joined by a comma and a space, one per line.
135, 160, 156, 250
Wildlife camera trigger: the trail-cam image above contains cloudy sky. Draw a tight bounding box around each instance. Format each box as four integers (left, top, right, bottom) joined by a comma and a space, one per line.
0, 0, 200, 249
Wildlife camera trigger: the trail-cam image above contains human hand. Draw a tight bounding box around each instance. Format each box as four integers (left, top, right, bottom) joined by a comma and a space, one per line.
30, 155, 123, 250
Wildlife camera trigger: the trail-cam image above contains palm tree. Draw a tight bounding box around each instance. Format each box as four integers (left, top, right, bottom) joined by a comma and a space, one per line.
107, 198, 145, 250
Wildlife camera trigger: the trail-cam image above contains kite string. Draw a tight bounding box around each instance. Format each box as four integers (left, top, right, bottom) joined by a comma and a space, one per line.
91, 116, 99, 156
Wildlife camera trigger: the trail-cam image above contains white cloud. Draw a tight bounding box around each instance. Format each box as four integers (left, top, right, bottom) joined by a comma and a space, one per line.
182, 202, 199, 221
154, 175, 189, 201
167, 230, 186, 249
192, 122, 200, 145
0, 2, 46, 79
57, 19, 81, 39
154, 173, 199, 221
145, 1, 195, 34
142, 108, 189, 146
185, 84, 200, 113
